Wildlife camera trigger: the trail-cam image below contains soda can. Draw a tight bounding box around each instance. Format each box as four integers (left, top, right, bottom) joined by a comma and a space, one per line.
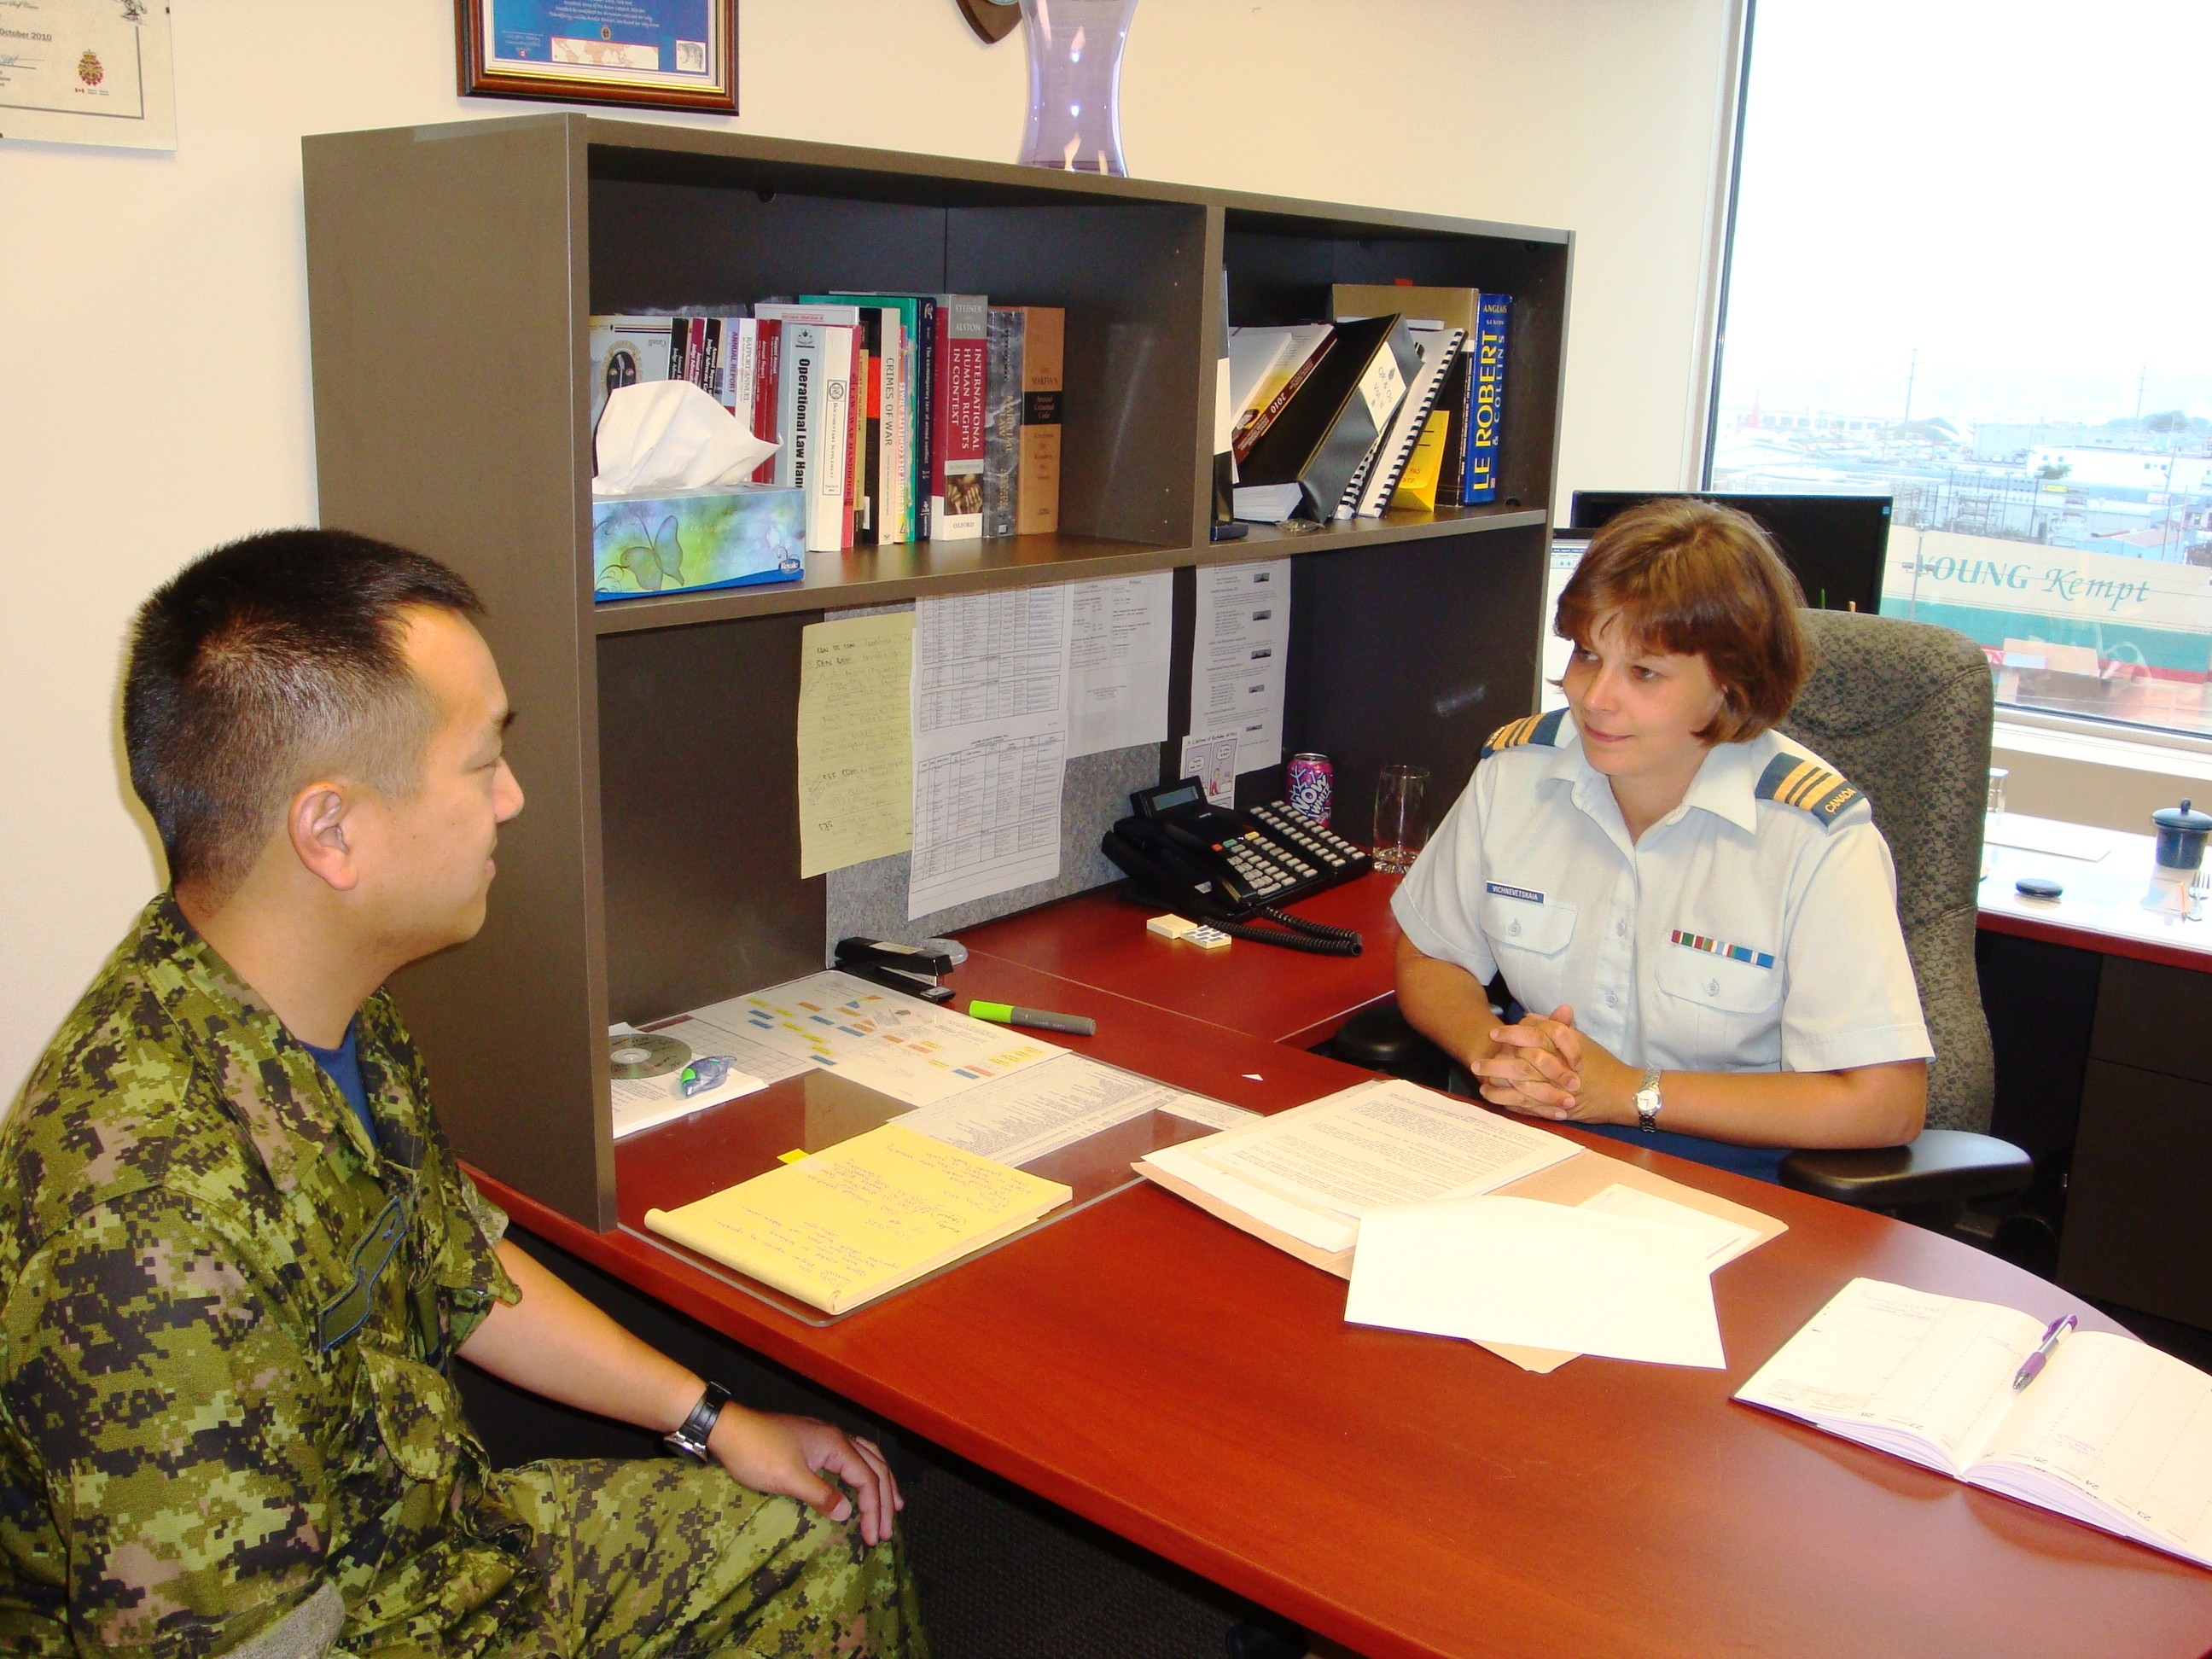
1287, 753, 1333, 828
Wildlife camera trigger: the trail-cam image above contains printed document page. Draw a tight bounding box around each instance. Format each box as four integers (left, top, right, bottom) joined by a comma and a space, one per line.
895, 1052, 1190, 1167
689, 971, 1062, 1107
1066, 573, 1171, 759
1188, 560, 1290, 773
1734, 1278, 2048, 1473
1972, 1331, 2212, 1557
909, 585, 1071, 917
795, 612, 914, 877
1578, 1184, 1761, 1271
1195, 1079, 1578, 1219
643, 1124, 1070, 1315
1346, 1195, 1726, 1368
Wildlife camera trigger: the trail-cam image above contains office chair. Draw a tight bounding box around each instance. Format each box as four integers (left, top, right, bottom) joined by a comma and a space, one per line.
1769, 609, 2029, 1220
1335, 610, 2031, 1225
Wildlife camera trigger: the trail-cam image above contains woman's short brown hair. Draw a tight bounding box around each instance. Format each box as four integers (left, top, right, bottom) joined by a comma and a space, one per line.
1554, 498, 1807, 744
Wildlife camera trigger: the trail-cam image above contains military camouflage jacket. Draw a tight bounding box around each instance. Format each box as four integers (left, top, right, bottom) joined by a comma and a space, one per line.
0, 896, 527, 1658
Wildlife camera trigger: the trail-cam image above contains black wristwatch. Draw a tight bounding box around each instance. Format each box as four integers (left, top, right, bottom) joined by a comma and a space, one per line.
666, 1380, 732, 1460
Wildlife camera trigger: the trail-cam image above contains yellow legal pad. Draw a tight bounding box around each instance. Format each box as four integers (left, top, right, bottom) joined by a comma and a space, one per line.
643, 1124, 1072, 1315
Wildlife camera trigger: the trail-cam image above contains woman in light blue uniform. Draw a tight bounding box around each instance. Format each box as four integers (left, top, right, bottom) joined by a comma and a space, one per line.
1392, 499, 1930, 1181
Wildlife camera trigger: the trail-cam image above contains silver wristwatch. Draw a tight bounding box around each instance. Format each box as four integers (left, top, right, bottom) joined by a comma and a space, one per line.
1634, 1066, 1663, 1133
666, 1380, 732, 1460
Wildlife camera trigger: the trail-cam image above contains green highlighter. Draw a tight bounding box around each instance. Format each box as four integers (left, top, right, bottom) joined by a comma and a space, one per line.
968, 1001, 1097, 1037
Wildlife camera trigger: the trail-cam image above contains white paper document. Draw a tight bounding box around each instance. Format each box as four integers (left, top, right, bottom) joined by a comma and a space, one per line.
1201, 1079, 1578, 1218
689, 972, 1063, 1108
1189, 561, 1291, 772
1140, 1079, 1577, 1255
894, 1053, 1190, 1167
1157, 1094, 1260, 1131
1179, 734, 1238, 805
1578, 1183, 1762, 1270
909, 586, 1072, 918
1346, 1195, 1726, 1369
1066, 573, 1171, 759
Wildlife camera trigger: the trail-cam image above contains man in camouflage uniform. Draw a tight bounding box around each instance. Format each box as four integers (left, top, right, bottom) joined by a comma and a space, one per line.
0, 531, 928, 1658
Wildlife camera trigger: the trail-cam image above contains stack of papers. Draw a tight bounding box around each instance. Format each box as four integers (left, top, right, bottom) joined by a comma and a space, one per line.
643, 1124, 1071, 1315
1142, 1078, 1581, 1254
1346, 1194, 1726, 1369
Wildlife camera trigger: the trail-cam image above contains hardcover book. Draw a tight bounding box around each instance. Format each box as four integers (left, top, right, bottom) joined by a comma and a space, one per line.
1464, 292, 1511, 505
985, 306, 1063, 537
931, 294, 989, 540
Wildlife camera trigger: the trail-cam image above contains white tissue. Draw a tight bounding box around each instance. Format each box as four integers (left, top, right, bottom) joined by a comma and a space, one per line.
592, 380, 780, 497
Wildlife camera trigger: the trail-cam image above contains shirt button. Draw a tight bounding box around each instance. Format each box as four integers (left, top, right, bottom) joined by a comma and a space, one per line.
1509, 920, 1522, 937
1708, 978, 1721, 996
1606, 991, 1621, 1008
1615, 919, 1627, 937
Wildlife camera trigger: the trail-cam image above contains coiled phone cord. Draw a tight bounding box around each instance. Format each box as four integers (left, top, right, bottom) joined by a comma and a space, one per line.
1211, 907, 1364, 957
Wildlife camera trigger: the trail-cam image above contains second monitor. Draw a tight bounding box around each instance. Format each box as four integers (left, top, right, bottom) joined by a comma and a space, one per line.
1568, 492, 1893, 614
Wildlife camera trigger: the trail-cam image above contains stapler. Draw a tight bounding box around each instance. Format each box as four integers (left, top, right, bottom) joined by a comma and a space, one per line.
833, 937, 959, 1003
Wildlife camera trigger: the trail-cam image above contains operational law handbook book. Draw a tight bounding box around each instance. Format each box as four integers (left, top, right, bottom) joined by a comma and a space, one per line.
1736, 1278, 2212, 1569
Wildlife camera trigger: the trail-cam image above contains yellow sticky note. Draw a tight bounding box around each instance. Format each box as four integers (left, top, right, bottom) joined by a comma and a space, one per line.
796, 612, 916, 878
777, 1148, 810, 1164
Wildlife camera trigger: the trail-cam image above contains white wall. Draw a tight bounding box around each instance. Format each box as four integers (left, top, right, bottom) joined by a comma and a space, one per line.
0, 0, 1737, 1096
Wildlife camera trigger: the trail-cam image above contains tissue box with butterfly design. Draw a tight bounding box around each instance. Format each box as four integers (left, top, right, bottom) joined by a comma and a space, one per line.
591, 485, 806, 601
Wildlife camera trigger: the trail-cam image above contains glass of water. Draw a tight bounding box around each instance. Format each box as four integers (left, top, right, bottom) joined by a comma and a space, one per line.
1373, 765, 1431, 875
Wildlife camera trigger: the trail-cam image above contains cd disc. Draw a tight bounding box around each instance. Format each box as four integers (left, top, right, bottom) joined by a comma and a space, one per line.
608, 1031, 690, 1080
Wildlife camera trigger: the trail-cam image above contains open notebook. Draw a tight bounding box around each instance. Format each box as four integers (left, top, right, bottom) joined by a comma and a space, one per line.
1737, 1278, 2212, 1569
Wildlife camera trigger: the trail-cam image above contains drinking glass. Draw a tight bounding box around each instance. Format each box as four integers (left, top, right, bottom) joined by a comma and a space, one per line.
1373, 765, 1430, 875
1982, 766, 2008, 881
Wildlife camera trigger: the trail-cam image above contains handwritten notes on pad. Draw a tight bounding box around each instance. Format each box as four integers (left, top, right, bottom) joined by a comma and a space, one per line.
644, 1125, 1070, 1316
1346, 1196, 1726, 1369
796, 613, 916, 877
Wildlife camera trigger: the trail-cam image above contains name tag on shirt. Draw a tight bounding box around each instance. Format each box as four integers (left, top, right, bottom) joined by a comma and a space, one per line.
1485, 882, 1545, 905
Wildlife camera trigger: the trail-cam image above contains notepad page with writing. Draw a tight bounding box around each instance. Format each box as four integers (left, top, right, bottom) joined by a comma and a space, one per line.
1968, 1332, 2212, 1563
1734, 1278, 2048, 1475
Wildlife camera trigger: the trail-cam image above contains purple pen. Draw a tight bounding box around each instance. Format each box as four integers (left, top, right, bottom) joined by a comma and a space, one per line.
2011, 1313, 2078, 1392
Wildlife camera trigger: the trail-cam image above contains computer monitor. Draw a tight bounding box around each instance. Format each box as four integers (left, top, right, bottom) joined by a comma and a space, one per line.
1566, 492, 1893, 614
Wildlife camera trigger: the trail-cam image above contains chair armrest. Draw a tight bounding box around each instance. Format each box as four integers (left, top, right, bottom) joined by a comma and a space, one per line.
1778, 1130, 2033, 1209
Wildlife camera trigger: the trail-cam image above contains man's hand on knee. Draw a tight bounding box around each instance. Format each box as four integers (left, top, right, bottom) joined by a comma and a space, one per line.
711, 1407, 903, 1545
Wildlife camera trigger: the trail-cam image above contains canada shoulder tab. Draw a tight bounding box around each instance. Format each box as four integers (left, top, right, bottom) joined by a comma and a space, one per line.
1481, 707, 1569, 760
1755, 753, 1862, 827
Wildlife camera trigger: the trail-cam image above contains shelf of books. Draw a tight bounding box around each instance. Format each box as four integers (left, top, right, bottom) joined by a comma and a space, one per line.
302, 114, 1570, 1226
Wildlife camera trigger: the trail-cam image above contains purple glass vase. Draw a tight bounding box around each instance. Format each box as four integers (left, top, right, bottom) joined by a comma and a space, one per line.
1016, 0, 1138, 177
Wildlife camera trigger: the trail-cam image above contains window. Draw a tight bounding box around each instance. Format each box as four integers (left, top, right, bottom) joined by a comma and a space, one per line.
1707, 0, 2212, 741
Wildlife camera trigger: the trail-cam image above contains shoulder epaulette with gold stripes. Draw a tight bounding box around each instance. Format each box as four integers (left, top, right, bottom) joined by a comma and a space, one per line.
1755, 753, 1862, 827
1481, 707, 1568, 760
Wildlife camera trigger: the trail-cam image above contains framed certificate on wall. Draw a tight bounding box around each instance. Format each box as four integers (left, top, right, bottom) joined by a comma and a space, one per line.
457, 0, 736, 114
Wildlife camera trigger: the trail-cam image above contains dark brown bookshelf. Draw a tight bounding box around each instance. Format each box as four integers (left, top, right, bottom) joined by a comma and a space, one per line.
303, 114, 1573, 1228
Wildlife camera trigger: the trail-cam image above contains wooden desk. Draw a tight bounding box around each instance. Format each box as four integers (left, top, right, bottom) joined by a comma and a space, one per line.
1979, 812, 2212, 972
957, 872, 1404, 1047
485, 952, 2212, 1659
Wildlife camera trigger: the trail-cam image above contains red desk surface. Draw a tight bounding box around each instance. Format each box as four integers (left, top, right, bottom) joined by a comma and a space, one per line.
956, 871, 1404, 1047
479, 953, 2212, 1659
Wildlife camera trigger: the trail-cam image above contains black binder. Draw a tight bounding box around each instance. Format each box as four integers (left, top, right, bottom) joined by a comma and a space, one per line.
1234, 314, 1419, 520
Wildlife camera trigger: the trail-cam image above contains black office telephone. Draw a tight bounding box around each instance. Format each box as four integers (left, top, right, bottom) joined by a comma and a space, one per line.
1100, 779, 1370, 955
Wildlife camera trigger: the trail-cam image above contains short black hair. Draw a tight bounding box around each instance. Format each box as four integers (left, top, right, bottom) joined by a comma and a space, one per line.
124, 529, 484, 897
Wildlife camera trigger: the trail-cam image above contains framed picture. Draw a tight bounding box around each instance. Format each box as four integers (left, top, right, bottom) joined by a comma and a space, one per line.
457, 0, 737, 114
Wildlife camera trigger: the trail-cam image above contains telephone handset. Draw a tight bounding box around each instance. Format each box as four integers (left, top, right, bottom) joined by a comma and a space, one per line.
1101, 780, 1370, 954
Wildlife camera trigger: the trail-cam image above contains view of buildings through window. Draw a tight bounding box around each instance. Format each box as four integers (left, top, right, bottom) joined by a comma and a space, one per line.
1708, 1, 2212, 739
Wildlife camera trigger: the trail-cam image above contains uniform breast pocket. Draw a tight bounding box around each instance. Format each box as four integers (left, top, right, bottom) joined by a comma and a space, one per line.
1656, 944, 1783, 1067
1481, 893, 1577, 1011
